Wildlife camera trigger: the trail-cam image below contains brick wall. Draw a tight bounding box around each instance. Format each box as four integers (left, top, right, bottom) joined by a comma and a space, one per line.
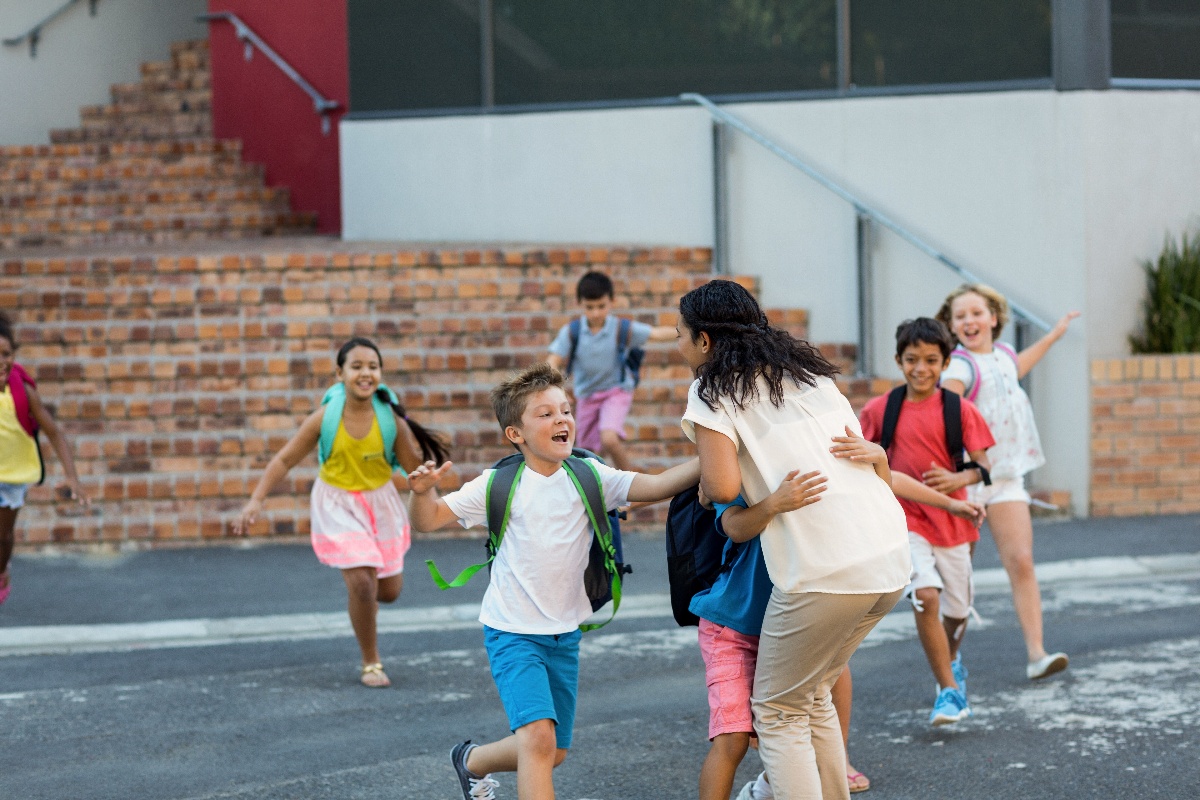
6, 242, 816, 547
1090, 354, 1200, 516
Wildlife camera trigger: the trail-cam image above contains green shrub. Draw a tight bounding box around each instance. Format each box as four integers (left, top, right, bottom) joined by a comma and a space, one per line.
1130, 229, 1200, 354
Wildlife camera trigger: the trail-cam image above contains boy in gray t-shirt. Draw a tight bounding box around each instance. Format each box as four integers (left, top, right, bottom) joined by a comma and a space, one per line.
546, 271, 675, 470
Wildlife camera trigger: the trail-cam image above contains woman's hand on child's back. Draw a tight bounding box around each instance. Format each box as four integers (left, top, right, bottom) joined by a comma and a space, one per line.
408, 460, 455, 494
766, 469, 828, 515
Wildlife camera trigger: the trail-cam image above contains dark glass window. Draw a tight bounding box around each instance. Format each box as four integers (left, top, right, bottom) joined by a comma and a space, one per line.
491, 0, 838, 105
850, 0, 1051, 87
348, 0, 482, 112
1112, 0, 1200, 79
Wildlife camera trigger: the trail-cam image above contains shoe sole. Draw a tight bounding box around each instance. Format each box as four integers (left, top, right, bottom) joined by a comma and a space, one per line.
1028, 654, 1069, 681
930, 707, 972, 726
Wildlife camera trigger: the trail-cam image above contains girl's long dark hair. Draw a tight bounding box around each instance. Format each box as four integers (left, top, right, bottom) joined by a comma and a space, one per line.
679, 280, 839, 411
336, 337, 450, 465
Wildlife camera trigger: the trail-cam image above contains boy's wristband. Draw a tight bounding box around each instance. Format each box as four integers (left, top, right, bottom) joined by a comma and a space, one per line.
962, 461, 991, 486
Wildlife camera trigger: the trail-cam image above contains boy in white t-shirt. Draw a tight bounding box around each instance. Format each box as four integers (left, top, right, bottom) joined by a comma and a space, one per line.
408, 363, 700, 800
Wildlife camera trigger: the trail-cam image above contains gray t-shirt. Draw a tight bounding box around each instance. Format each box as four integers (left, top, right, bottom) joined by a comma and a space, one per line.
548, 315, 652, 399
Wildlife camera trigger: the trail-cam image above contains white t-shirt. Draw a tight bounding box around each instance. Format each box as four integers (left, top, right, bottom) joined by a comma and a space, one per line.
442, 461, 635, 635
682, 376, 910, 595
941, 348, 1045, 480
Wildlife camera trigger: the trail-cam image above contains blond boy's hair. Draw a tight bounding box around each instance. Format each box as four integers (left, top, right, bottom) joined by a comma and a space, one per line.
491, 362, 567, 433
936, 283, 1010, 342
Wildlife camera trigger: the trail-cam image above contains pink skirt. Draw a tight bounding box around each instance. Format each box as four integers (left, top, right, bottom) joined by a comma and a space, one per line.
310, 477, 411, 577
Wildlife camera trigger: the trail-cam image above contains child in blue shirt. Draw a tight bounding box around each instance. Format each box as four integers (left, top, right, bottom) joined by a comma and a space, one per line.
692, 468, 828, 800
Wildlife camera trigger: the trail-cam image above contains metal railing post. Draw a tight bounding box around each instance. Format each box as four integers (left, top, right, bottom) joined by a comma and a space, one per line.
856, 214, 874, 378
480, 0, 495, 109
711, 121, 730, 275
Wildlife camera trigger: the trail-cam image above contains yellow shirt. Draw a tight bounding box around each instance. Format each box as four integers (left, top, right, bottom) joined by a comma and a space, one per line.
317, 416, 393, 492
0, 386, 42, 485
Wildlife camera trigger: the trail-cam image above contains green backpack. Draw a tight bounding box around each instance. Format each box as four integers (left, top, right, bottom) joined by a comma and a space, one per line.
318, 383, 406, 473
425, 449, 631, 631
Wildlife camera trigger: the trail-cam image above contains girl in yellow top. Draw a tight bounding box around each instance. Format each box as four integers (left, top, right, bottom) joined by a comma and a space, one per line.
0, 311, 89, 605
235, 337, 449, 687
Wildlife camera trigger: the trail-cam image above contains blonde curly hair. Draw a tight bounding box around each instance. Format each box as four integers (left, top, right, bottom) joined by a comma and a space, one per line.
935, 283, 1010, 342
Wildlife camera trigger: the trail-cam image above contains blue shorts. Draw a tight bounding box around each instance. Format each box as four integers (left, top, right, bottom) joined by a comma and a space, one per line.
0, 483, 29, 510
483, 625, 582, 750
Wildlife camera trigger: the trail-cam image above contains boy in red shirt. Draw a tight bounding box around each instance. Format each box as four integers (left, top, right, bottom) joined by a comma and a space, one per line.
860, 318, 994, 726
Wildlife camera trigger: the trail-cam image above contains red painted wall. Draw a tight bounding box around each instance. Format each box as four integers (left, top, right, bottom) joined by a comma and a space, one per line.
206, 0, 348, 234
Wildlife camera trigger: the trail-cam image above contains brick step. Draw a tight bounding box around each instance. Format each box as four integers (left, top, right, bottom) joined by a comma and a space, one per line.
0, 199, 294, 224
0, 214, 317, 249
78, 109, 212, 128
50, 121, 213, 144
110, 76, 212, 102
0, 167, 266, 191
140, 55, 209, 80
0, 186, 287, 212
82, 95, 212, 118
0, 139, 240, 163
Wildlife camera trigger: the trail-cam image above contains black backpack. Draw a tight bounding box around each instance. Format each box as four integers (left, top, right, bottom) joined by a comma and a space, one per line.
424, 448, 632, 631
878, 386, 990, 485
566, 317, 645, 388
664, 485, 739, 627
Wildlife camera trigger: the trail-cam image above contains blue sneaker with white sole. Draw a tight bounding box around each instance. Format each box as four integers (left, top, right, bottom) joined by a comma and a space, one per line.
951, 652, 967, 697
930, 686, 971, 726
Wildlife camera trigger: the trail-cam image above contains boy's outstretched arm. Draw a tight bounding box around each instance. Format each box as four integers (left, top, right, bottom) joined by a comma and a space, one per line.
892, 472, 985, 527
626, 458, 701, 503
407, 460, 461, 531
720, 470, 828, 544
647, 325, 678, 342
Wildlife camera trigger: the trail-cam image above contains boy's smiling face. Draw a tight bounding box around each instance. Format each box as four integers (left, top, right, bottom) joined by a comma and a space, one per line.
506, 386, 575, 471
896, 341, 948, 401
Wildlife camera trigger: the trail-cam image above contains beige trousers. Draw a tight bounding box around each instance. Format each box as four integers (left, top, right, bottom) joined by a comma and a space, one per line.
752, 587, 904, 800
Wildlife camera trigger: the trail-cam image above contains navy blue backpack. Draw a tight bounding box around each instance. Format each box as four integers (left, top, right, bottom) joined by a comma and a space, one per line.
665, 485, 735, 627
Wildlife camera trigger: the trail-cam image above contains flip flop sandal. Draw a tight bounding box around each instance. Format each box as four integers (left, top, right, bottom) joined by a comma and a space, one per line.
360, 662, 391, 688
848, 771, 871, 794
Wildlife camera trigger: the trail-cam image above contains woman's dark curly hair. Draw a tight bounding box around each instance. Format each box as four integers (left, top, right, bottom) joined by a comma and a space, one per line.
679, 280, 839, 411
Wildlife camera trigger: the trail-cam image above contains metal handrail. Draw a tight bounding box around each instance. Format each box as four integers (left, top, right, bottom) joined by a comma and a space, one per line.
199, 12, 340, 135
680, 92, 1052, 373
3, 0, 99, 58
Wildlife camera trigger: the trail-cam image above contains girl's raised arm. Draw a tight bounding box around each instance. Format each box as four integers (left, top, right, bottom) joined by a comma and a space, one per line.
1016, 311, 1079, 378
233, 409, 323, 535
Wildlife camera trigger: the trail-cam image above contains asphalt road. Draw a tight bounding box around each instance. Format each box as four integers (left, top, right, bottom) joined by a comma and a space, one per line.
2, 513, 1200, 799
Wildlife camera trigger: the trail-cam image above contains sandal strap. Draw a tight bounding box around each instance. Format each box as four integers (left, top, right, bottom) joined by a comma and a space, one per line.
361, 662, 385, 675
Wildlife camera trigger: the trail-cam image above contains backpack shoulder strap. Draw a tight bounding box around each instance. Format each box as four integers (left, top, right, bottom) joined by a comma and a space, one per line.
995, 341, 1018, 366
372, 384, 401, 472
617, 317, 631, 382
318, 384, 346, 466
561, 456, 623, 632
878, 385, 908, 453
950, 347, 982, 402
565, 318, 582, 375
941, 388, 965, 471
7, 363, 38, 437
425, 462, 524, 590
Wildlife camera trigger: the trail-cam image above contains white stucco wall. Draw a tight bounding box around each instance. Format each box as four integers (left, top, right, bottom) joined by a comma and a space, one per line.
340, 89, 1200, 514
0, 0, 206, 146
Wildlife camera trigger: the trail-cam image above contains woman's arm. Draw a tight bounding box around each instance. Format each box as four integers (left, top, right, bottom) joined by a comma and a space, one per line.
719, 470, 828, 544
27, 387, 88, 505
233, 409, 323, 534
1016, 311, 1080, 379
626, 458, 701, 503
692, 424, 742, 505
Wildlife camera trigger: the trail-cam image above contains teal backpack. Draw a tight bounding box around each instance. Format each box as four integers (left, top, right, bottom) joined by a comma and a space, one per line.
318, 382, 406, 473
425, 449, 631, 631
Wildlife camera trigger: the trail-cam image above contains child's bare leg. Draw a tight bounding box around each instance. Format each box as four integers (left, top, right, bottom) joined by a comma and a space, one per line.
466, 720, 566, 799
699, 731, 750, 800
832, 666, 869, 789
0, 507, 17, 574
943, 616, 968, 661
377, 573, 403, 604
341, 567, 383, 667
913, 588, 957, 689
598, 430, 633, 472
986, 501, 1046, 661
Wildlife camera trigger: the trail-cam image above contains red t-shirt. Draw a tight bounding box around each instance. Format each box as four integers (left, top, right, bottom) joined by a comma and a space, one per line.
860, 390, 995, 548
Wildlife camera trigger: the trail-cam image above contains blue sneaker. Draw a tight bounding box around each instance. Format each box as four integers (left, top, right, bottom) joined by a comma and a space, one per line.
929, 687, 971, 726
951, 652, 968, 697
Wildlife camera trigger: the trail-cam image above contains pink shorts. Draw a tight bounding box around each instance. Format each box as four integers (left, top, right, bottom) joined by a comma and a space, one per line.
310, 478, 411, 577
698, 618, 759, 739
575, 387, 633, 453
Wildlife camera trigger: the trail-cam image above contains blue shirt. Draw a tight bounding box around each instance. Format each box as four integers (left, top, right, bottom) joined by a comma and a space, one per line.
687, 496, 774, 637
548, 315, 652, 399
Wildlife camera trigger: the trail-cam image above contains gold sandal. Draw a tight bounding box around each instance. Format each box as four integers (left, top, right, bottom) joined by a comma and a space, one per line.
360, 662, 391, 688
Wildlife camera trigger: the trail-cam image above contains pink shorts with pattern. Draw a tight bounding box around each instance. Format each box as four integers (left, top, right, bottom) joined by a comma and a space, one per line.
698, 618, 759, 739
575, 387, 633, 453
310, 478, 411, 577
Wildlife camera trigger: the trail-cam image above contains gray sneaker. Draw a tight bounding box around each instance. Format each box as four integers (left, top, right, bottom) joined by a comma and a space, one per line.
451, 740, 500, 799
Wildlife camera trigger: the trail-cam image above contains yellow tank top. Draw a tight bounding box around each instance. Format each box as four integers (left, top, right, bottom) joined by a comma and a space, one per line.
317, 416, 393, 492
0, 386, 42, 485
